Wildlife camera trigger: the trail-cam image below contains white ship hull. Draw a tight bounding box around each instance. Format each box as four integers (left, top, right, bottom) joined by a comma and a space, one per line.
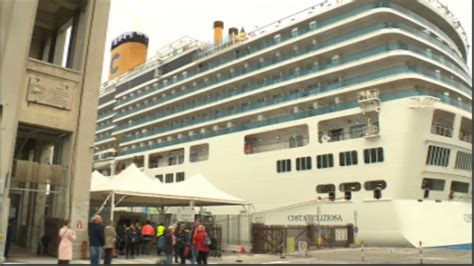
249, 199, 471, 247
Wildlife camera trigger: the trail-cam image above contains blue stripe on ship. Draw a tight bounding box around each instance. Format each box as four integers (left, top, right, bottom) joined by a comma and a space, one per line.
430, 244, 472, 251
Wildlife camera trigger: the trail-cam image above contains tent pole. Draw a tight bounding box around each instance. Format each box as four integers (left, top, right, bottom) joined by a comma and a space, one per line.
94, 192, 113, 217
111, 192, 115, 222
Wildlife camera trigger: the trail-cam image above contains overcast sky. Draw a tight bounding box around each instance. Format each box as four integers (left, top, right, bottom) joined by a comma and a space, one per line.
100, 0, 472, 83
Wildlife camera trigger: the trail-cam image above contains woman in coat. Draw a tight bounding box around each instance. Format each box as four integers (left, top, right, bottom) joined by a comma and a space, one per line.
192, 225, 209, 265
57, 219, 76, 264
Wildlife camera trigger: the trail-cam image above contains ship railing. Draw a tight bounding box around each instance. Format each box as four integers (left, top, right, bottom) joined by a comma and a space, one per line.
459, 132, 472, 143
430, 124, 453, 137
114, 3, 470, 107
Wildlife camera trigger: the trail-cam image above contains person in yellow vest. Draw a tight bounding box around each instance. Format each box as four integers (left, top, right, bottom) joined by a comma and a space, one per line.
156, 223, 167, 256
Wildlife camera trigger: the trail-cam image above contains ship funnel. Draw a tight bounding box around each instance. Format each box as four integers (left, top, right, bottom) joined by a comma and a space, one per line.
213, 21, 224, 45
108, 31, 149, 80
229, 27, 238, 42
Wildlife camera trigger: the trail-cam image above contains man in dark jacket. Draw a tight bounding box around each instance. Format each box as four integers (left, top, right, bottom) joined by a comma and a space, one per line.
88, 215, 105, 265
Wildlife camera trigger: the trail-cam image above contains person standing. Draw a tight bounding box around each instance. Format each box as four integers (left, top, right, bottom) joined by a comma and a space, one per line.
134, 223, 142, 257
176, 223, 190, 264
156, 223, 166, 256
57, 219, 76, 264
163, 226, 176, 264
103, 221, 116, 264
141, 220, 155, 255
190, 221, 200, 264
88, 215, 105, 265
193, 225, 210, 265
125, 224, 139, 259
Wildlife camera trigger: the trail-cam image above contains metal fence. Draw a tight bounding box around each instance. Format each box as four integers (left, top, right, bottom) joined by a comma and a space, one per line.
251, 223, 354, 254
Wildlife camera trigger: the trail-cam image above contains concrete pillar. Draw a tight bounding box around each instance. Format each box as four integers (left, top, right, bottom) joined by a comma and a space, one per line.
1, 1, 39, 261
52, 27, 68, 66
67, 0, 111, 259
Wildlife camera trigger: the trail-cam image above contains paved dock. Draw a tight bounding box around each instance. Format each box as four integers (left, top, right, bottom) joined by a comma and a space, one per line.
3, 246, 471, 264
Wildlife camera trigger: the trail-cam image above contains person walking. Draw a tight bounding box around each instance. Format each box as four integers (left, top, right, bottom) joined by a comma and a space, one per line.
190, 221, 200, 264
193, 225, 210, 265
125, 224, 140, 259
163, 225, 176, 264
173, 224, 180, 263
141, 220, 155, 255
104, 221, 116, 264
176, 223, 190, 264
88, 215, 105, 265
57, 219, 76, 264
134, 223, 142, 257
156, 223, 167, 256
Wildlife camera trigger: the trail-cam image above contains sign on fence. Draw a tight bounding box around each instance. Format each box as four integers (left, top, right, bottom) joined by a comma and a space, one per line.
177, 208, 195, 222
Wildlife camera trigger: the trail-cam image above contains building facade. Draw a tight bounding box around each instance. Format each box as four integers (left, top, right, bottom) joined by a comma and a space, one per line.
1, 0, 110, 260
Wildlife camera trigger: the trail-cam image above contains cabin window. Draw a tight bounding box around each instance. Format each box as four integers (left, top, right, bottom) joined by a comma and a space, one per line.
339, 151, 358, 166
455, 151, 471, 171
364, 180, 387, 190
316, 184, 335, 194
176, 172, 185, 182
451, 181, 469, 193
165, 173, 174, 183
339, 182, 362, 192
421, 178, 445, 191
296, 156, 312, 171
364, 147, 384, 164
277, 159, 292, 173
155, 174, 163, 183
425, 145, 450, 167
316, 154, 334, 169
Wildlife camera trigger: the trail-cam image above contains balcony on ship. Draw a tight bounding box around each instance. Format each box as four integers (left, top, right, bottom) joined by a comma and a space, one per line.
430, 110, 454, 138
459, 117, 472, 143
244, 125, 309, 154
318, 112, 379, 143
148, 148, 185, 168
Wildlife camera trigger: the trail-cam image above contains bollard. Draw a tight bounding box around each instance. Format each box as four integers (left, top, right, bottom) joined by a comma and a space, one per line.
80, 240, 88, 260
419, 241, 423, 264
361, 241, 365, 262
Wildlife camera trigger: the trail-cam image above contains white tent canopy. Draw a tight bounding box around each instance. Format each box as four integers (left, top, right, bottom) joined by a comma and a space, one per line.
90, 170, 110, 189
90, 164, 250, 219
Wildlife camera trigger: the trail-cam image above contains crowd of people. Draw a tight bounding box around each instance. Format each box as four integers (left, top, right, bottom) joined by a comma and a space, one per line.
57, 214, 217, 265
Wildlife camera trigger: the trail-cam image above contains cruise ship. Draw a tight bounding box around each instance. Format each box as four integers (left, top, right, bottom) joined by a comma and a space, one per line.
93, 0, 472, 247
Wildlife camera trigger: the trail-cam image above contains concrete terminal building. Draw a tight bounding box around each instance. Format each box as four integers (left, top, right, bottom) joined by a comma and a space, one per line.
1, 0, 110, 260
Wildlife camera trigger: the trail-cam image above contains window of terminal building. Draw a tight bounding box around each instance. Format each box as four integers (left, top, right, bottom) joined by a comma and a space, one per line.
165, 173, 174, 183
28, 0, 89, 70
316, 154, 334, 169
455, 151, 472, 171
450, 181, 469, 193
364, 147, 384, 164
296, 157, 312, 171
339, 151, 358, 166
276, 159, 292, 173
176, 172, 185, 182
155, 174, 163, 183
425, 145, 450, 167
